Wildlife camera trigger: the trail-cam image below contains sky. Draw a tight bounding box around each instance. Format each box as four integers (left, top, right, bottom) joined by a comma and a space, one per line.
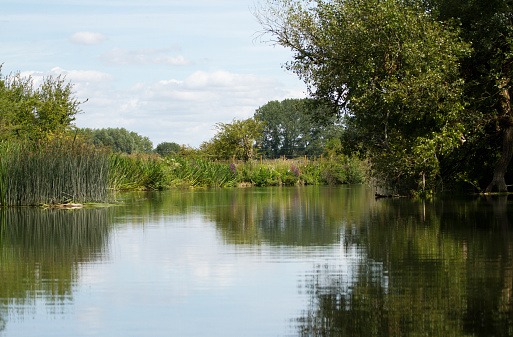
1, 0, 307, 148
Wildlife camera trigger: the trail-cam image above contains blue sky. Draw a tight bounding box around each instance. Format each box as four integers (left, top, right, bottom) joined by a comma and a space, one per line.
1, 0, 306, 147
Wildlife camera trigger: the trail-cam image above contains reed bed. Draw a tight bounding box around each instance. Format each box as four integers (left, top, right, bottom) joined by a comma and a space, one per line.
0, 138, 110, 206
109, 152, 170, 190
168, 157, 238, 188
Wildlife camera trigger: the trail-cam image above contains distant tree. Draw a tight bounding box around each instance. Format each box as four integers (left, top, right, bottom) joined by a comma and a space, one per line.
155, 142, 181, 156
80, 128, 152, 154
254, 98, 342, 158
0, 68, 82, 140
201, 118, 263, 161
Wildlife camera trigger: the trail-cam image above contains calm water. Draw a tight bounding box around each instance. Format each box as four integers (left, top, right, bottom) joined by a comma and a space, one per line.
1, 185, 513, 336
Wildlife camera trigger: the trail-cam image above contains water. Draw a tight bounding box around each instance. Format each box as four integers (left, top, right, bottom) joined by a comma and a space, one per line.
1, 185, 512, 336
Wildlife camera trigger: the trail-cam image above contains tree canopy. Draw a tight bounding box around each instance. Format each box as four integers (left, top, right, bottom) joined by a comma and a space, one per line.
155, 142, 181, 156
257, 0, 513, 194
254, 98, 342, 158
80, 127, 153, 154
201, 118, 263, 161
0, 68, 82, 141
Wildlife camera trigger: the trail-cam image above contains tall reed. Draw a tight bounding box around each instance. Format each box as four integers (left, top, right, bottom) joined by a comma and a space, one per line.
0, 137, 110, 206
109, 152, 170, 190
169, 157, 238, 188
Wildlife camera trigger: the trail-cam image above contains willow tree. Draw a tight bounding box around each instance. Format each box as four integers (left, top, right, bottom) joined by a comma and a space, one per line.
257, 0, 471, 194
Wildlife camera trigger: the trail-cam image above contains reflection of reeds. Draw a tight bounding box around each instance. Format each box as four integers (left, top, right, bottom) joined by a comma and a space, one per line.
0, 138, 110, 206
0, 206, 112, 306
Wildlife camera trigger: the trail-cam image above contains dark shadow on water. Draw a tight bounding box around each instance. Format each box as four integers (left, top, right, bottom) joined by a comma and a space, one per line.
293, 194, 513, 336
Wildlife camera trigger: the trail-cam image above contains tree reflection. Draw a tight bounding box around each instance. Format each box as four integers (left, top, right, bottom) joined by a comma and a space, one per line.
294, 196, 513, 336
118, 186, 376, 246
0, 207, 112, 328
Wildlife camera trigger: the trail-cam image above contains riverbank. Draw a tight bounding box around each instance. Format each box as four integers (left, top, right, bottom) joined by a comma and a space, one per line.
0, 137, 368, 206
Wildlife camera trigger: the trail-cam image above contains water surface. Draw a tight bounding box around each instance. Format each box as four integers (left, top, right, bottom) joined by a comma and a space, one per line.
1, 185, 512, 336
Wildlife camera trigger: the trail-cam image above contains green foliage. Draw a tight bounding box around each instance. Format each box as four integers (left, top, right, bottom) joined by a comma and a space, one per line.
258, 0, 471, 194
0, 137, 110, 206
201, 118, 263, 161
80, 127, 153, 154
155, 141, 181, 156
0, 68, 81, 141
168, 157, 238, 188
245, 166, 280, 186
254, 98, 342, 158
108, 153, 170, 190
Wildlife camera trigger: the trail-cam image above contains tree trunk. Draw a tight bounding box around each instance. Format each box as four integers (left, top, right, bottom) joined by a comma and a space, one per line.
486, 76, 513, 193
486, 125, 513, 192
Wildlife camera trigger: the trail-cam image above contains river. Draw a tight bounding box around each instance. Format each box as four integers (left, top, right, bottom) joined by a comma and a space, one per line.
0, 185, 512, 336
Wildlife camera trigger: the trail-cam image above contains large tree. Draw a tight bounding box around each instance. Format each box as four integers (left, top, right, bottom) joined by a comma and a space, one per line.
201, 118, 263, 161
0, 69, 82, 140
80, 127, 153, 154
424, 0, 513, 192
257, 0, 472, 193
254, 98, 342, 158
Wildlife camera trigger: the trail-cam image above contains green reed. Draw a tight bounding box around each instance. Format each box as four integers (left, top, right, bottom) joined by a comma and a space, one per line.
169, 157, 238, 188
0, 138, 110, 206
108, 152, 170, 190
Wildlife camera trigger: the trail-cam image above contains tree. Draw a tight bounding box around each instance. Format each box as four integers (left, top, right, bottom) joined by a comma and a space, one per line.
423, 0, 513, 192
0, 68, 82, 140
155, 142, 181, 156
254, 98, 342, 158
201, 118, 263, 161
80, 127, 153, 154
257, 0, 471, 193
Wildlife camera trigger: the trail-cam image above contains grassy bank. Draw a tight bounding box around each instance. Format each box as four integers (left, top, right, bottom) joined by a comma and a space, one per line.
0, 138, 368, 206
92, 152, 368, 191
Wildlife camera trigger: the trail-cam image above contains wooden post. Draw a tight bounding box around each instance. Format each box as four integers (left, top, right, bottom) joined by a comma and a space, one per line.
260, 155, 262, 165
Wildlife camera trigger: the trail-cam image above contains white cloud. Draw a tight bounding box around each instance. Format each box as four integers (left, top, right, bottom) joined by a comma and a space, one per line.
101, 48, 193, 66
69, 32, 108, 45
20, 67, 113, 89
73, 69, 304, 146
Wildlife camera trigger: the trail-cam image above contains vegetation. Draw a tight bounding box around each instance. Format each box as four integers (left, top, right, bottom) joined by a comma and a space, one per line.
0, 136, 109, 206
108, 152, 170, 191
200, 118, 263, 161
155, 141, 181, 156
0, 65, 367, 205
79, 127, 153, 154
0, 68, 82, 141
257, 0, 513, 195
255, 98, 342, 158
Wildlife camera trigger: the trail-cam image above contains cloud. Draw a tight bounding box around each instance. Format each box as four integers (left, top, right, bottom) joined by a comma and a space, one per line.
101, 48, 193, 66
74, 69, 304, 146
20, 67, 113, 85
69, 32, 108, 45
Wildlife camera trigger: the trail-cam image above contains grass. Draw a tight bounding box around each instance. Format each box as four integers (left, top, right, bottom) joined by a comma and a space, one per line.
0, 137, 110, 206
108, 152, 170, 191
0, 136, 368, 206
